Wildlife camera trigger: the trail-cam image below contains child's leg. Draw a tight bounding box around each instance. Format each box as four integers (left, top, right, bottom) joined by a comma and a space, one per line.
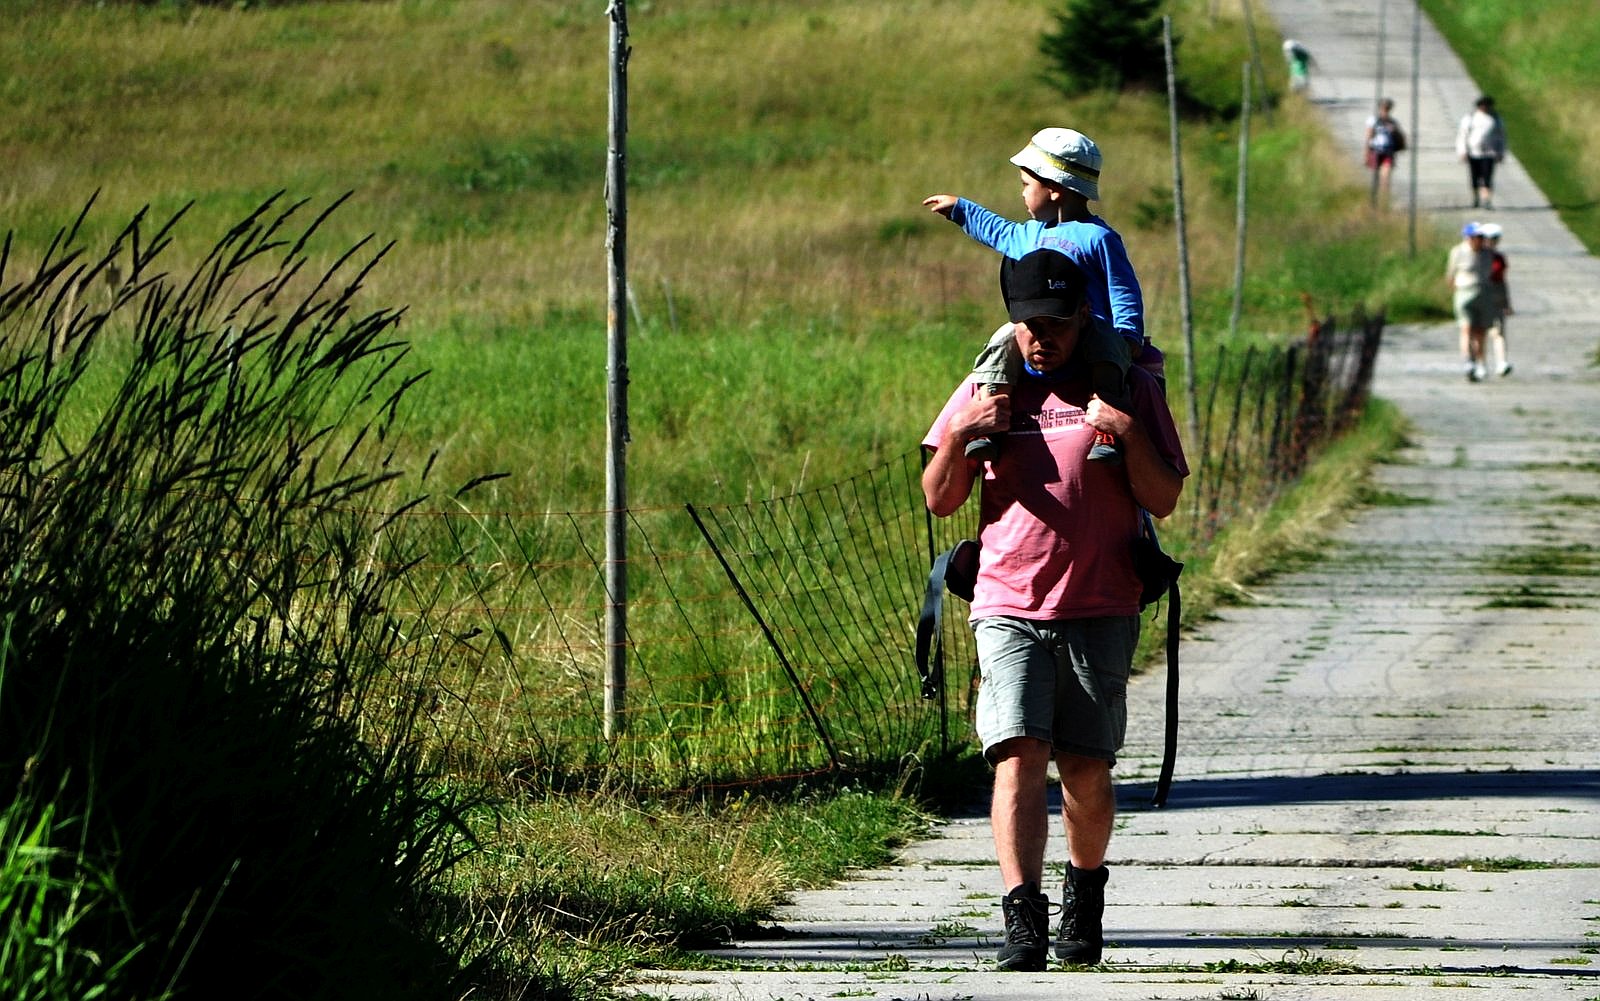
1490, 315, 1511, 375
966, 324, 1020, 461
1456, 307, 1476, 378
1133, 338, 1167, 396
1467, 325, 1488, 380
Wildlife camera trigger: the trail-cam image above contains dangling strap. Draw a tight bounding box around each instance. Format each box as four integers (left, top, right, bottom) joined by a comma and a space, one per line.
1150, 576, 1180, 808
913, 545, 956, 699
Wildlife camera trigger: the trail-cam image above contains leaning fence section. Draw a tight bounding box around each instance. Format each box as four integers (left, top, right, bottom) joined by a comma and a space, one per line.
1184, 307, 1384, 538
397, 450, 978, 794
384, 311, 1382, 794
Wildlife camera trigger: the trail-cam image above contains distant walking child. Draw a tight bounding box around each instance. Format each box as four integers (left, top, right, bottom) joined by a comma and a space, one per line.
1446, 221, 1494, 382
1282, 39, 1313, 93
1479, 222, 1514, 376
924, 128, 1157, 463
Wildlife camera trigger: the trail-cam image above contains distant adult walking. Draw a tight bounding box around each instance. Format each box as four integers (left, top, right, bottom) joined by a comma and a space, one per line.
1456, 96, 1507, 210
1446, 222, 1494, 382
1363, 98, 1406, 208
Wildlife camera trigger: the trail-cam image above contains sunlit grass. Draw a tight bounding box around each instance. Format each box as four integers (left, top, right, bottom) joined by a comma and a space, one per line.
1420, 0, 1600, 251
2, 1, 1448, 394
0, 0, 1501, 995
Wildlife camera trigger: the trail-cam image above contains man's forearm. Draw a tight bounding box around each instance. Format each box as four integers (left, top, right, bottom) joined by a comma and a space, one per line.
1121, 424, 1183, 517
921, 437, 977, 517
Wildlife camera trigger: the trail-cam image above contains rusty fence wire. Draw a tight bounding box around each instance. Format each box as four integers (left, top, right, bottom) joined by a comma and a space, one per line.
369, 310, 1385, 794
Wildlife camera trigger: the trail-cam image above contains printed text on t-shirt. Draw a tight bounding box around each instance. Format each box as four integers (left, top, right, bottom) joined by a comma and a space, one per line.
1013, 405, 1086, 435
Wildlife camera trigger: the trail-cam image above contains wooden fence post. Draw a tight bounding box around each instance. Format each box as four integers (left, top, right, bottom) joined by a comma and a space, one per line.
1164, 16, 1199, 450
1230, 61, 1251, 339
604, 0, 631, 739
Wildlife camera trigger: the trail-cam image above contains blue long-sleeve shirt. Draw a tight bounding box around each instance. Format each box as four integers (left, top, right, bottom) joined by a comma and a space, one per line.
950, 198, 1145, 343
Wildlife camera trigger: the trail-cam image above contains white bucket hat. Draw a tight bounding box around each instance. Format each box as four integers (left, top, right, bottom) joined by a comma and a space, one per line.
1010, 128, 1102, 201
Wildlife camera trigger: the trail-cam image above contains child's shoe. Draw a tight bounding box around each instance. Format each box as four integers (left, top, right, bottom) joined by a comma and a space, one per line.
965, 436, 1000, 461
1088, 431, 1123, 463
966, 383, 1007, 461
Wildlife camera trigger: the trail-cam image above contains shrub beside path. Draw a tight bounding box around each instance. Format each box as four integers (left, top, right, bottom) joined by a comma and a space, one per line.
630, 2, 1600, 997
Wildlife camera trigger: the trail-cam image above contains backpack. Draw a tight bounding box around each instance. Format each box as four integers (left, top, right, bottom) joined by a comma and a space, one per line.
913, 539, 977, 700
1370, 118, 1402, 154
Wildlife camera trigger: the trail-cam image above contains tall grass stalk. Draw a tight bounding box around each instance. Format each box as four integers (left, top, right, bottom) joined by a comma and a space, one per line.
0, 195, 534, 999
0, 790, 148, 1000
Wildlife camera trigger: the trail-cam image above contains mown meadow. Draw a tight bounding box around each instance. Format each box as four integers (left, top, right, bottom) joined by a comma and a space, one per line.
1, 0, 1451, 505
0, 0, 1501, 997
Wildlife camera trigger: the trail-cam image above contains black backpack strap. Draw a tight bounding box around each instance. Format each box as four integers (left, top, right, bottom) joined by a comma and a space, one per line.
1150, 576, 1180, 808
1137, 509, 1182, 809
914, 545, 956, 699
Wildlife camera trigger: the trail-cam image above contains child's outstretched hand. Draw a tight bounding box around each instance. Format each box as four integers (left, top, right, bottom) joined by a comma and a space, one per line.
922, 194, 958, 217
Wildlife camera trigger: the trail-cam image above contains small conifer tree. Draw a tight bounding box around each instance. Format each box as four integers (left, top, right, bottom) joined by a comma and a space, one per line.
1040, 0, 1172, 95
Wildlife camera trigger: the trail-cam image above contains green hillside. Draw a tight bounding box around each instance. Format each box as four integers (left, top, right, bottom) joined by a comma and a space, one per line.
1419, 0, 1600, 252
1, 0, 1445, 510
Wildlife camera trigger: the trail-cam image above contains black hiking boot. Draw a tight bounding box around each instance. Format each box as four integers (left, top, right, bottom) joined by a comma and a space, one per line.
996, 882, 1049, 972
1056, 863, 1108, 965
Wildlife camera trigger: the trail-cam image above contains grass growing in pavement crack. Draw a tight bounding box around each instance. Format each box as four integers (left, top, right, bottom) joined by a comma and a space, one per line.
1484, 544, 1600, 577
1359, 487, 1434, 507
1206, 952, 1363, 975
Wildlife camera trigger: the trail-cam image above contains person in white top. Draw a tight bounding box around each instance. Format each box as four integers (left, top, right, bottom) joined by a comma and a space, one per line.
1456, 95, 1508, 210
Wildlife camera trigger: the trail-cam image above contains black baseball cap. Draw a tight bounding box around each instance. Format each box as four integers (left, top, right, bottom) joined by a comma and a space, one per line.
1000, 249, 1088, 323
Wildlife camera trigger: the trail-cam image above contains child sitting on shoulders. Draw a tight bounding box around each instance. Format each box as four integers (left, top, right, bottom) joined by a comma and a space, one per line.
925, 127, 1161, 462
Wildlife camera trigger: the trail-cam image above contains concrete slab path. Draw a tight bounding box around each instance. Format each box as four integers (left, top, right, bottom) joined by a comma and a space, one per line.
629, 2, 1600, 997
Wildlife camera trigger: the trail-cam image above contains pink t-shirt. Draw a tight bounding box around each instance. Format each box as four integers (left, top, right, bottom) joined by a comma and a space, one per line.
923, 363, 1187, 620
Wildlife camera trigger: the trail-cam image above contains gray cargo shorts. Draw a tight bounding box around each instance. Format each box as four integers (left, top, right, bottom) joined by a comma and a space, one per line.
972, 615, 1138, 764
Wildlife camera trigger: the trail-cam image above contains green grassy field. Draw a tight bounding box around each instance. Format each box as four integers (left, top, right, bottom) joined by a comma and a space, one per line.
0, 0, 1493, 997
1, 0, 1446, 510
1419, 0, 1600, 254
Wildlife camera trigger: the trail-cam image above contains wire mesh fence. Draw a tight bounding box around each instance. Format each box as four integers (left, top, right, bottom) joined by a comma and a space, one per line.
406, 307, 1384, 794
1, 196, 1384, 796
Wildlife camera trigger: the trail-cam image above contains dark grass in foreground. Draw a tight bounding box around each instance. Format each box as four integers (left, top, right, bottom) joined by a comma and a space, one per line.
0, 197, 565, 1000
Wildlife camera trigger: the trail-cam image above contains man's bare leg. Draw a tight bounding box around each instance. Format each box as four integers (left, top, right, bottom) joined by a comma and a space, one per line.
991, 737, 1052, 889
